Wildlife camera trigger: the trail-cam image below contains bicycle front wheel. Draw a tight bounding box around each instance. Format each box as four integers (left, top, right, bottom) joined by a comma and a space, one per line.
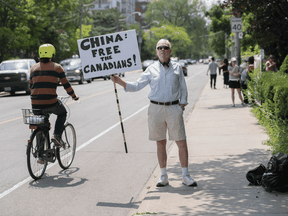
27, 129, 48, 180
56, 123, 76, 169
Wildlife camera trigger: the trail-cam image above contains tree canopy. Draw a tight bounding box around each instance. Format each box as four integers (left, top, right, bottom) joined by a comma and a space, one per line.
144, 0, 209, 59
221, 0, 288, 66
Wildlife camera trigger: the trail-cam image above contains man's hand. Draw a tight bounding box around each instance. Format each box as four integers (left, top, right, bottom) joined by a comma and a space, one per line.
111, 74, 127, 88
180, 104, 185, 111
111, 74, 120, 84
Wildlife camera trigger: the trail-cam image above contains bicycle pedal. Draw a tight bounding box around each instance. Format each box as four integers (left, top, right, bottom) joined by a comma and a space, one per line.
37, 158, 45, 164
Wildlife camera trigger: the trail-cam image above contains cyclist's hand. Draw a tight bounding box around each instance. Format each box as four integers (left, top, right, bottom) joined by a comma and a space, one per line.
73, 96, 79, 101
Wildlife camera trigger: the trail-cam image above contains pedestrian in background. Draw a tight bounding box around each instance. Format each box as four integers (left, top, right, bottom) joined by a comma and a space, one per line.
111, 39, 197, 187
228, 57, 244, 107
72, 51, 79, 58
219, 58, 229, 88
265, 55, 278, 72
240, 62, 249, 104
246, 56, 255, 104
218, 60, 222, 75
206, 57, 220, 89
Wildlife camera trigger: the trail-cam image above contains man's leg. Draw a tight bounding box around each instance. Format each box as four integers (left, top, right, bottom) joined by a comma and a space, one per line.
213, 74, 217, 88
210, 75, 213, 88
157, 139, 167, 168
176, 139, 197, 186
175, 139, 188, 168
156, 139, 169, 187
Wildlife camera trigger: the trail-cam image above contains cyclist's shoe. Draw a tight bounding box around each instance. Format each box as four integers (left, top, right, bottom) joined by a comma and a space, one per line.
51, 135, 65, 148
37, 157, 45, 164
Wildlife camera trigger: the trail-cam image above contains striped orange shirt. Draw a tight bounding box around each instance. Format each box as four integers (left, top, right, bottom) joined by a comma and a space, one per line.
30, 61, 76, 109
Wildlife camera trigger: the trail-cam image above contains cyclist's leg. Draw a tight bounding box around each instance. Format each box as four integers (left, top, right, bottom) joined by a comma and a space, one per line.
52, 101, 67, 137
43, 100, 67, 137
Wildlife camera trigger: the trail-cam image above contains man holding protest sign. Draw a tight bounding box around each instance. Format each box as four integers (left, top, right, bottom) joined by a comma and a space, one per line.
111, 39, 197, 187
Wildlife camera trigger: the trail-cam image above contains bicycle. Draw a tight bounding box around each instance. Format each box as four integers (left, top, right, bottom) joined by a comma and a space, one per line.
22, 96, 77, 180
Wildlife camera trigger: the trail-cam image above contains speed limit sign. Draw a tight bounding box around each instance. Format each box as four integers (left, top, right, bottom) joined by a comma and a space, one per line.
231, 18, 242, 32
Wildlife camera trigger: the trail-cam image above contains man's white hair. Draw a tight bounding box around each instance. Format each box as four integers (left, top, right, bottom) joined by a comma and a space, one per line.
156, 39, 171, 49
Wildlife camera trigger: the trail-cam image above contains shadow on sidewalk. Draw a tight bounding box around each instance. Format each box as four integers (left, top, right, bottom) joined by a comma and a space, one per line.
205, 104, 248, 110
141, 148, 288, 215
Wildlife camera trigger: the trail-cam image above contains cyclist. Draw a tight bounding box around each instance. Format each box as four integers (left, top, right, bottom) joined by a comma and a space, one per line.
29, 43, 79, 148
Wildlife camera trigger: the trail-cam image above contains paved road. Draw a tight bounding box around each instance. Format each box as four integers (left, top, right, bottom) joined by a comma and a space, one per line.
0, 64, 209, 216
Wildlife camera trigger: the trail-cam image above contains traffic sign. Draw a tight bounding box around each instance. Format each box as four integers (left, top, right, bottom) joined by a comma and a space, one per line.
231, 17, 242, 32
239, 32, 243, 39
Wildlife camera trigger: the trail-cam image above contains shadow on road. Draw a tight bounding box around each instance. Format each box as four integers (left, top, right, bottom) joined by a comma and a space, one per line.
28, 167, 88, 188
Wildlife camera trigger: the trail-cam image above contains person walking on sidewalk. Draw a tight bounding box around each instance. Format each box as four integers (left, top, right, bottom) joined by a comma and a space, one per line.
228, 57, 244, 107
206, 57, 220, 89
111, 39, 197, 187
219, 58, 229, 88
240, 62, 249, 104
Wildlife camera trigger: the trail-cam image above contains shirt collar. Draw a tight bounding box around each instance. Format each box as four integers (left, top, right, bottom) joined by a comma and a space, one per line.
159, 58, 170, 68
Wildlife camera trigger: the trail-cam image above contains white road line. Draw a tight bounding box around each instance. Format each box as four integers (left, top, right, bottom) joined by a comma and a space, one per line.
0, 104, 149, 200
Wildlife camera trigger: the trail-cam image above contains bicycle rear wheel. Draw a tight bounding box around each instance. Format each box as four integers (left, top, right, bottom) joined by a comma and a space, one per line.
27, 129, 48, 180
56, 123, 76, 169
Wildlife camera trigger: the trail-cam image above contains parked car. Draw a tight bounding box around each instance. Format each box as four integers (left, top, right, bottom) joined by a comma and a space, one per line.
199, 59, 203, 63
0, 59, 36, 95
203, 59, 209, 64
142, 60, 154, 71
191, 60, 197, 64
179, 59, 189, 67
179, 61, 188, 76
59, 58, 93, 84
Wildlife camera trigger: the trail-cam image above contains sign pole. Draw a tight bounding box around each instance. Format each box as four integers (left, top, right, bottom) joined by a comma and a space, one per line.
112, 78, 128, 153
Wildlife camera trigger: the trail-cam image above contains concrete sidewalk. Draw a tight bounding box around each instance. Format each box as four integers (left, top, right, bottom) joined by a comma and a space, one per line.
128, 74, 288, 216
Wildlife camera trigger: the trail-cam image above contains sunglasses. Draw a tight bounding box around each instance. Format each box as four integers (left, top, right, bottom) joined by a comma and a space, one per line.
157, 46, 170, 50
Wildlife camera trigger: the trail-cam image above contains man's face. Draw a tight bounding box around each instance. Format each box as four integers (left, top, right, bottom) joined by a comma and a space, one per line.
155, 40, 171, 62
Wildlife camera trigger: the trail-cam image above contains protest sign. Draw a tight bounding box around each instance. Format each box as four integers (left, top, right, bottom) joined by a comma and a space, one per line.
77, 30, 142, 79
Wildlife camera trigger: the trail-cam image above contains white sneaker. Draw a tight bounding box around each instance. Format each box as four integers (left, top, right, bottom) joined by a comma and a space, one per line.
156, 174, 169, 187
182, 174, 197, 186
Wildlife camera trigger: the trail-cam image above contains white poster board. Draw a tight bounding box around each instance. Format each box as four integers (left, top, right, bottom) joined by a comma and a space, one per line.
77, 30, 142, 79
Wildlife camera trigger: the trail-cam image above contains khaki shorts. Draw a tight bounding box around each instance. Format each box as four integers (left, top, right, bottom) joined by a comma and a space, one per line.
148, 103, 186, 141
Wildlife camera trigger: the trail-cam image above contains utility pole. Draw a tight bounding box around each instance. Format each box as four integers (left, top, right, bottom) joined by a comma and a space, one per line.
235, 32, 240, 65
138, 23, 142, 54
224, 33, 227, 59
80, 0, 83, 39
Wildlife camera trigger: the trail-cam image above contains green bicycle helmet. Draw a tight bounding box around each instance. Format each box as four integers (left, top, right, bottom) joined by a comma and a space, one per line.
39, 44, 56, 58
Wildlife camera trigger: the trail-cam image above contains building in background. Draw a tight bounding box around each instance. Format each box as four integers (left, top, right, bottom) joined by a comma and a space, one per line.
89, 0, 121, 11
120, 0, 136, 25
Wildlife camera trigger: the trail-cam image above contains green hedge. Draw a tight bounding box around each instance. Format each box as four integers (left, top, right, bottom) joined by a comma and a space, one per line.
247, 55, 288, 154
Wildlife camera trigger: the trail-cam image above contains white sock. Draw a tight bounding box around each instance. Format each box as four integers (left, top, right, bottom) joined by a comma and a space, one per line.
182, 167, 188, 176
160, 168, 167, 175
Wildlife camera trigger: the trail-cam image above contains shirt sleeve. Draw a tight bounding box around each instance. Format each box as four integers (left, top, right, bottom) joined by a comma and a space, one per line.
178, 66, 188, 105
125, 69, 151, 92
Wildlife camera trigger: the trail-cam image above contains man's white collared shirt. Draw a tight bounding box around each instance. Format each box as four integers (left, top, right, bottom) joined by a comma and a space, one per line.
125, 61, 188, 105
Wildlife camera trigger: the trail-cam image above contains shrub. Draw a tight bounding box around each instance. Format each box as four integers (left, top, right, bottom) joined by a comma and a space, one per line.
247, 58, 288, 154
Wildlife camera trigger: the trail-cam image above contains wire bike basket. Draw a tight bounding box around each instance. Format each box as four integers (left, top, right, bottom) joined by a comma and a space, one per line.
21, 109, 46, 125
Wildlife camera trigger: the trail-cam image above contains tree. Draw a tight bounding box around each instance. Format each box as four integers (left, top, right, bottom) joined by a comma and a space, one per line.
143, 24, 191, 59
205, 5, 231, 58
0, 0, 90, 62
144, 0, 209, 59
222, 0, 288, 66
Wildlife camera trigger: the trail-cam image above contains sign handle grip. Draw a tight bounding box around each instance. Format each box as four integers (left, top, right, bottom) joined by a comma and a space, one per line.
113, 80, 128, 153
